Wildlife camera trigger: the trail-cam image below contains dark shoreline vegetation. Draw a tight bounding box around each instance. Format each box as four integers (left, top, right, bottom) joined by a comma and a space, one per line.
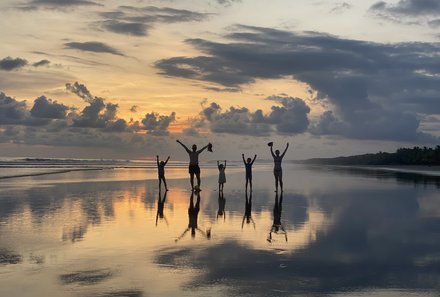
297, 146, 440, 166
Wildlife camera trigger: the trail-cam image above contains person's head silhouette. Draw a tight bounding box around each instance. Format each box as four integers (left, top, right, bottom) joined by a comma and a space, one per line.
247, 158, 252, 163
192, 144, 197, 152
160, 161, 165, 166
275, 150, 280, 156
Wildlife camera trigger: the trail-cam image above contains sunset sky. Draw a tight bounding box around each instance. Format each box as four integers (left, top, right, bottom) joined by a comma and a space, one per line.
1, 0, 439, 160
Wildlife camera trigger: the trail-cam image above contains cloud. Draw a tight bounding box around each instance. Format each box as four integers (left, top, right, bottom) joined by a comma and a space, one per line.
24, 0, 101, 9
130, 105, 138, 113
0, 57, 28, 71
428, 18, 440, 27
201, 102, 271, 136
0, 87, 179, 154
65, 81, 93, 102
0, 92, 50, 126
215, 0, 241, 7
65, 82, 176, 135
199, 96, 310, 136
98, 6, 210, 36
330, 2, 352, 13
267, 96, 311, 134
370, 0, 440, 16
64, 42, 124, 56
66, 84, 124, 129
32, 59, 51, 67
141, 112, 176, 136
30, 96, 69, 119
101, 20, 150, 37
155, 26, 440, 142
0, 92, 28, 124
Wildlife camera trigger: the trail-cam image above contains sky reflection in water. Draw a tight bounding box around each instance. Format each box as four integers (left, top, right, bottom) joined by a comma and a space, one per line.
1, 165, 440, 297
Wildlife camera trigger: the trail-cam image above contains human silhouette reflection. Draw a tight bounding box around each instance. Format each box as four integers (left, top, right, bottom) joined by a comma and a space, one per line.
267, 192, 287, 242
217, 191, 226, 221
175, 191, 211, 242
155, 190, 168, 227
242, 190, 255, 229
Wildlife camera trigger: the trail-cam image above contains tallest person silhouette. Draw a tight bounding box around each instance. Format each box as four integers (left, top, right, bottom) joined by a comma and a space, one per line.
176, 139, 212, 191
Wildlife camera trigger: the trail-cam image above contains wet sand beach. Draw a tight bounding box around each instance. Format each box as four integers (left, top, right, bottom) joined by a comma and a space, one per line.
1, 164, 440, 297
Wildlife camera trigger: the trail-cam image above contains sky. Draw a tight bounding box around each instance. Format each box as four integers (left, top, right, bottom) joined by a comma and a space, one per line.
0, 0, 440, 160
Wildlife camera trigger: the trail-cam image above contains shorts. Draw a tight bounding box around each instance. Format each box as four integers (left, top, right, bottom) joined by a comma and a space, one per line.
189, 164, 200, 174
274, 169, 282, 178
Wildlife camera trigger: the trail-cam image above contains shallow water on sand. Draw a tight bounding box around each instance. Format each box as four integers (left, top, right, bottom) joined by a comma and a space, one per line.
1, 164, 440, 297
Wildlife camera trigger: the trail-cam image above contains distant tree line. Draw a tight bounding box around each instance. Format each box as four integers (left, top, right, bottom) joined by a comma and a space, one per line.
298, 145, 440, 166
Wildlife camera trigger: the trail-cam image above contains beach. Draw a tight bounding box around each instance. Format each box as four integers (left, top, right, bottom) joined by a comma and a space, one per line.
1, 162, 440, 297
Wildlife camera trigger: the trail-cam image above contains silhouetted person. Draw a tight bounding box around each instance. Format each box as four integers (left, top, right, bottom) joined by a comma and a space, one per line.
176, 139, 212, 191
269, 142, 289, 192
242, 190, 255, 229
156, 190, 168, 227
267, 192, 287, 243
175, 191, 211, 242
217, 191, 226, 221
242, 153, 257, 192
217, 160, 226, 192
156, 155, 170, 192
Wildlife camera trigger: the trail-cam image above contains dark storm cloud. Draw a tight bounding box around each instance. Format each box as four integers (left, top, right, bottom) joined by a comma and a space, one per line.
155, 26, 440, 142
0, 57, 28, 71
141, 112, 176, 136
98, 6, 210, 36
64, 42, 124, 56
370, 0, 440, 16
199, 96, 310, 136
30, 96, 69, 119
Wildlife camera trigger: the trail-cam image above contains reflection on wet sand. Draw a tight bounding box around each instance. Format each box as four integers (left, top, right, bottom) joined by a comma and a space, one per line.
175, 191, 211, 242
242, 191, 255, 229
267, 192, 287, 243
1, 165, 440, 297
217, 191, 226, 221
156, 190, 168, 227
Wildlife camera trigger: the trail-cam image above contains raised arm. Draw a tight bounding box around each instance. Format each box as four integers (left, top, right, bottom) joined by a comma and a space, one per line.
270, 145, 275, 158
242, 154, 246, 164
281, 143, 289, 158
251, 154, 257, 165
217, 160, 220, 169
197, 143, 210, 154
156, 155, 159, 166
224, 160, 227, 168
176, 140, 191, 153
164, 156, 170, 165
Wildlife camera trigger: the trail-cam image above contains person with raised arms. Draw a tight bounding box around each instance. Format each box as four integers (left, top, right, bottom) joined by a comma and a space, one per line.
176, 139, 212, 191
268, 142, 289, 192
